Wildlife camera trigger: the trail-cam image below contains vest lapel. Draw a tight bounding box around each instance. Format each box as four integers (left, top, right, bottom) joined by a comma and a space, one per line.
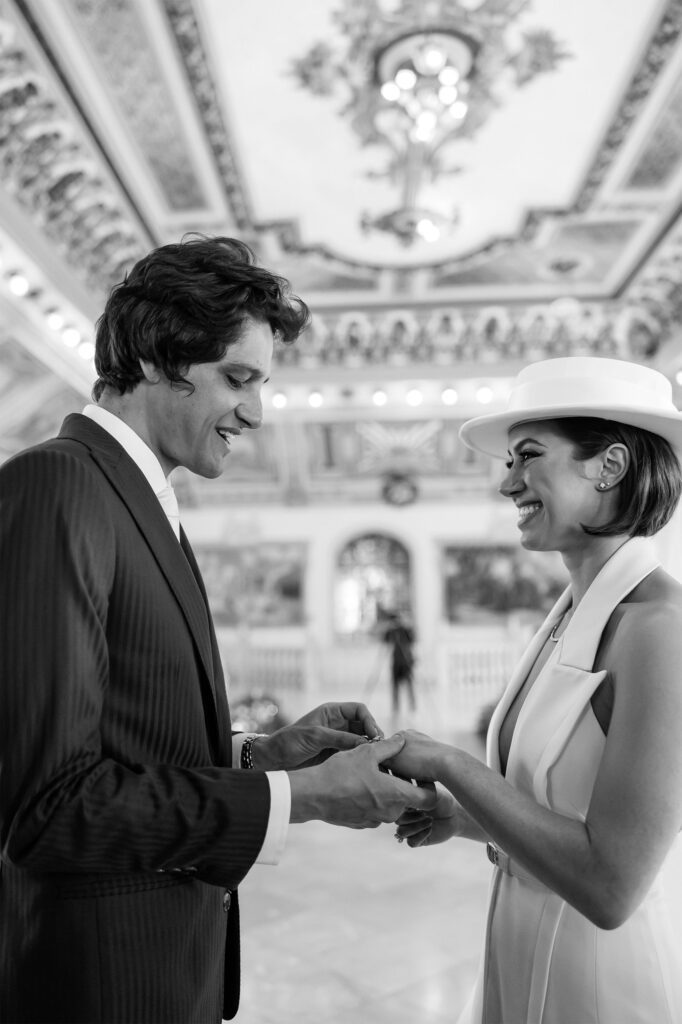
524, 538, 660, 804
559, 537, 659, 671
486, 586, 572, 771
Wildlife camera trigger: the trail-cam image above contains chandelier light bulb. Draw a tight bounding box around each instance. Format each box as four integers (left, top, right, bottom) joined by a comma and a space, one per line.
9, 273, 29, 296
476, 385, 494, 404
308, 390, 323, 408
61, 327, 81, 348
46, 309, 64, 331
406, 388, 423, 406
416, 218, 440, 242
395, 67, 417, 90
381, 80, 401, 102
450, 100, 468, 120
676, 370, 682, 386
372, 389, 388, 407
77, 341, 95, 361
439, 65, 460, 86
439, 85, 458, 106
415, 110, 438, 141
272, 392, 287, 409
441, 387, 458, 405
421, 46, 446, 73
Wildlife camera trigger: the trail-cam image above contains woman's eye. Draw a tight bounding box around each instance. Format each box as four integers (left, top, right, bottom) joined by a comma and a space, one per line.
506, 450, 538, 469
226, 376, 244, 389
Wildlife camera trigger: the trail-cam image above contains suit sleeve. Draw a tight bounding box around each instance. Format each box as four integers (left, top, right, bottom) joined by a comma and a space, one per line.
0, 446, 269, 887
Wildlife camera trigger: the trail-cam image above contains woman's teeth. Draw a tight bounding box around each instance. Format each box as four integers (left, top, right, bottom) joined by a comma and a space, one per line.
518, 502, 542, 522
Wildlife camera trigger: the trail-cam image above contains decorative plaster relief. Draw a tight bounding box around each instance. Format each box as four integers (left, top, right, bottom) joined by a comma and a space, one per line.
576, 0, 682, 211
66, 0, 206, 210
432, 220, 640, 287
273, 300, 656, 370
626, 73, 682, 189
307, 419, 466, 479
162, 0, 254, 230
0, 10, 147, 295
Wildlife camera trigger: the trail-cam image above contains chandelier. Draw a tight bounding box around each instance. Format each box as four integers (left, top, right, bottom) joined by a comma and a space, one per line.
364, 26, 478, 244
291, 1, 570, 247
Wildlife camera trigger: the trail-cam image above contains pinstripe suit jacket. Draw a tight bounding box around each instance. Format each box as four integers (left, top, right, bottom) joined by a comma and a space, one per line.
0, 414, 271, 1024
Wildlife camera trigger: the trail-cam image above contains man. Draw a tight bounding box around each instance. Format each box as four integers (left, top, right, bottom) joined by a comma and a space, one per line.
0, 236, 432, 1024
382, 610, 417, 722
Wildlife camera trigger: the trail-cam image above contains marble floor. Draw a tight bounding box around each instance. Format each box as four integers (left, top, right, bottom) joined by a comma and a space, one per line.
236, 730, 490, 1024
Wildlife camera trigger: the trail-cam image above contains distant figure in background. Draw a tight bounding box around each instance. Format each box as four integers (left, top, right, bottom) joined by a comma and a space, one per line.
382, 610, 417, 722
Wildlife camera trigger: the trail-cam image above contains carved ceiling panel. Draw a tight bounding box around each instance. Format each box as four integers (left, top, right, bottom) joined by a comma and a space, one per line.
0, 0, 680, 508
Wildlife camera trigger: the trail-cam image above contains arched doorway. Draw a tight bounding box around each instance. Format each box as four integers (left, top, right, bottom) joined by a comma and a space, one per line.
334, 532, 412, 636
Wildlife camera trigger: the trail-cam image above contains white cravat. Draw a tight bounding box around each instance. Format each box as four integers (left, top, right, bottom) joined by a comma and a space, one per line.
156, 482, 181, 540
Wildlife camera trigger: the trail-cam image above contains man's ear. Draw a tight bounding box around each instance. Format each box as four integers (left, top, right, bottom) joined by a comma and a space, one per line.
139, 359, 161, 384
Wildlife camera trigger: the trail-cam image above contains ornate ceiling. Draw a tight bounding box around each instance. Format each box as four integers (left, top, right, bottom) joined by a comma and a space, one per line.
1, 0, 682, 506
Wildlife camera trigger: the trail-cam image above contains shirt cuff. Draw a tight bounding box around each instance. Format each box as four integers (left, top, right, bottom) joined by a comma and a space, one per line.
259, 770, 291, 865
231, 733, 290, 865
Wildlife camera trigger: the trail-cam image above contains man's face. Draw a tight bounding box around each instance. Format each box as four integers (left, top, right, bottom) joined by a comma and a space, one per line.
145, 317, 273, 478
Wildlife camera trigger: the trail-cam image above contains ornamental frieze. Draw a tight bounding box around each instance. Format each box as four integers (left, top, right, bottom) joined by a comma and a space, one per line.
0, 9, 148, 295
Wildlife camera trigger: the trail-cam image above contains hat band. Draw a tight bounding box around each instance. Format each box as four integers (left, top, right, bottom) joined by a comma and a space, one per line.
508, 375, 672, 417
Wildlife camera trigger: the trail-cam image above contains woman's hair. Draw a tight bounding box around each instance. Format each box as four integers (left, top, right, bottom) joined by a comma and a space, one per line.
92, 235, 310, 400
550, 416, 682, 537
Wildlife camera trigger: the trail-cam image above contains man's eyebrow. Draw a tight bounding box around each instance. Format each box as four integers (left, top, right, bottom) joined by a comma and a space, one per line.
224, 361, 269, 383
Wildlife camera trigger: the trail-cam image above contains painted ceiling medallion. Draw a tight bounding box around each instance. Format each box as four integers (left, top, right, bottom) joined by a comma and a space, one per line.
291, 0, 569, 246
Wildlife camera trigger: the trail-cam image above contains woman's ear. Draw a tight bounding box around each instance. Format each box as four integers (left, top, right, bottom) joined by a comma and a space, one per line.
598, 442, 630, 490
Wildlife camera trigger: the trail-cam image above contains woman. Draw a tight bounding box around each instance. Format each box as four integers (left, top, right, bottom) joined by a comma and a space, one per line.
391, 357, 682, 1023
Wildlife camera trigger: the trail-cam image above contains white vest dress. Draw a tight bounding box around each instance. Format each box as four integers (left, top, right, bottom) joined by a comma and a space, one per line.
460, 538, 682, 1024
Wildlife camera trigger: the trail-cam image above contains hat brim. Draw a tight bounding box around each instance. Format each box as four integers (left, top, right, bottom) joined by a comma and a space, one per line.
459, 404, 682, 459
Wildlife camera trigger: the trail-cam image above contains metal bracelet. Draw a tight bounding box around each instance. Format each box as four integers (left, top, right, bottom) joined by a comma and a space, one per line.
240, 734, 257, 770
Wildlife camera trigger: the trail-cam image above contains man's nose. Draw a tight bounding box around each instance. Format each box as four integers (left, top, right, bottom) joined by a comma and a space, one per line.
236, 394, 263, 429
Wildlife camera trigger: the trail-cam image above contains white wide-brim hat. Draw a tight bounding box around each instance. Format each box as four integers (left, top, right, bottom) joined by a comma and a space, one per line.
459, 356, 682, 459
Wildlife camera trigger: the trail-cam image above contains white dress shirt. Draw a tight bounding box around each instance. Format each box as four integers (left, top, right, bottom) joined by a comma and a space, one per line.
82, 404, 290, 864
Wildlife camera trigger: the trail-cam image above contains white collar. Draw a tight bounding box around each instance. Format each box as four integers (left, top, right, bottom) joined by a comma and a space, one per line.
82, 404, 171, 497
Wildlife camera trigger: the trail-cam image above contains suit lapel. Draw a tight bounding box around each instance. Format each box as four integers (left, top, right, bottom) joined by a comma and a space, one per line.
181, 528, 234, 761
59, 414, 219, 715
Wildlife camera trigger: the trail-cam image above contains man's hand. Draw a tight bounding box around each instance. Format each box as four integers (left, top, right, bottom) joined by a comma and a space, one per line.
288, 733, 437, 828
252, 702, 383, 770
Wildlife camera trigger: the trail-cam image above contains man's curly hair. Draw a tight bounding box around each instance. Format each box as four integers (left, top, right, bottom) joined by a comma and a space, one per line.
92, 235, 310, 400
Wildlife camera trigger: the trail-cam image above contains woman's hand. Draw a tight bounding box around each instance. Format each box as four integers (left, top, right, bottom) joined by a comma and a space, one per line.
395, 785, 460, 847
383, 728, 448, 783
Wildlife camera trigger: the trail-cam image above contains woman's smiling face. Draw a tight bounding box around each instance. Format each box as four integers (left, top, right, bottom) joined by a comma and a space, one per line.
499, 420, 607, 554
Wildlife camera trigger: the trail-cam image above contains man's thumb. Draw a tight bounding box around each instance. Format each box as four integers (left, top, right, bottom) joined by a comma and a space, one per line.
372, 733, 406, 763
